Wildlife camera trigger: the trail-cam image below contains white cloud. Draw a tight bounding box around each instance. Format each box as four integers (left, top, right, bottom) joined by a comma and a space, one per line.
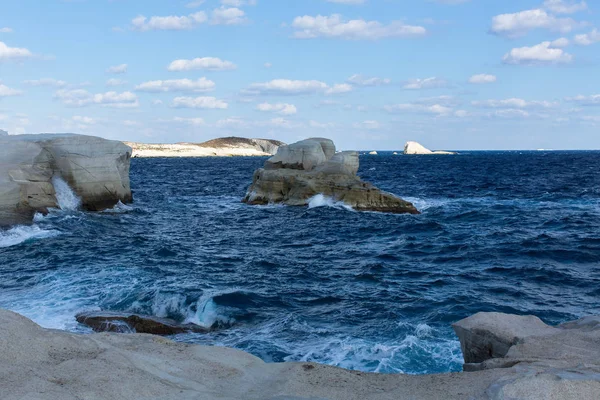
186, 0, 206, 7
264, 62, 272, 68
543, 0, 587, 14
472, 98, 559, 108
167, 57, 236, 71
0, 41, 33, 61
490, 9, 581, 38
574, 29, 600, 45
0, 28, 13, 33
135, 78, 215, 93
211, 7, 246, 25
54, 89, 139, 108
132, 12, 207, 31
172, 96, 228, 109
353, 120, 381, 130
384, 103, 453, 116
490, 109, 531, 118
24, 78, 67, 87
403, 77, 447, 89
173, 117, 206, 125
347, 74, 391, 86
503, 41, 573, 65
550, 37, 570, 47
107, 64, 128, 74
106, 78, 127, 87
454, 110, 469, 117
246, 79, 328, 95
72, 116, 97, 125
291, 14, 426, 40
220, 0, 257, 6
565, 94, 600, 105
325, 83, 353, 94
0, 84, 22, 97
309, 120, 336, 128
152, 99, 163, 105
468, 74, 497, 84
256, 102, 297, 115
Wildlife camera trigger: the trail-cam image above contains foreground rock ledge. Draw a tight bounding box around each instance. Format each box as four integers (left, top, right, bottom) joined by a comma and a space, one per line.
243, 138, 419, 214
2, 309, 599, 399
0, 133, 132, 226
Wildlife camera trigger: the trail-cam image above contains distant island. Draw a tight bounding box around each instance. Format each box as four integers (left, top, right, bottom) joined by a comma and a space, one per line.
125, 137, 285, 158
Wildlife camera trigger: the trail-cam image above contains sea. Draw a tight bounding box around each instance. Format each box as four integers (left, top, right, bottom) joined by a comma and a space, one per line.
1, 151, 599, 375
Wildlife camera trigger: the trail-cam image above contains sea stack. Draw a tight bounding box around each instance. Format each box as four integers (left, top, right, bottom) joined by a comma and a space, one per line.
0, 134, 132, 226
243, 138, 419, 214
404, 141, 456, 155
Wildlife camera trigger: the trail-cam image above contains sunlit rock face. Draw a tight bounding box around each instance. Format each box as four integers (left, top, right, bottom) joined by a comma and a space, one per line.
243, 138, 419, 215
404, 141, 456, 155
0, 134, 132, 226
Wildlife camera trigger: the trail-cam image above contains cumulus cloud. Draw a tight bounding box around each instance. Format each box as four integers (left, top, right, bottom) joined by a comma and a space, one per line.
0, 41, 33, 61
503, 41, 573, 65
490, 9, 581, 38
245, 79, 328, 95
353, 120, 381, 130
291, 14, 426, 40
106, 79, 127, 87
186, 0, 206, 7
325, 83, 353, 94
468, 74, 497, 84
106, 64, 128, 74
211, 7, 247, 25
402, 77, 447, 90
256, 102, 298, 115
172, 117, 206, 125
384, 103, 453, 116
543, 0, 587, 14
54, 89, 139, 108
0, 27, 13, 33
347, 74, 391, 86
565, 94, 600, 105
472, 98, 559, 108
135, 78, 215, 93
132, 12, 207, 31
167, 57, 236, 71
574, 29, 600, 45
0, 84, 22, 97
220, 0, 257, 6
490, 109, 531, 118
172, 96, 228, 109
24, 78, 67, 87
551, 37, 570, 47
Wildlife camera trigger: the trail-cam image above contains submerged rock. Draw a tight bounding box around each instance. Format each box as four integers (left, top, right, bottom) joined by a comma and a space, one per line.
404, 141, 456, 155
0, 134, 132, 226
76, 311, 210, 335
243, 138, 419, 214
1, 308, 599, 399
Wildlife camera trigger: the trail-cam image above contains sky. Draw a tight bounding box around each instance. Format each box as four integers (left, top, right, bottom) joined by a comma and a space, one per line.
1, 0, 599, 150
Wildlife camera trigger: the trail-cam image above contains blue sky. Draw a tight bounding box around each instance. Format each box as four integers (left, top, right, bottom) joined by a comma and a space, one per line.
1, 0, 599, 150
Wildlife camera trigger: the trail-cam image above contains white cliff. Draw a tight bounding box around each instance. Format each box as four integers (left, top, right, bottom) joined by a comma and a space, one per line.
126, 137, 284, 158
404, 141, 456, 155
0, 134, 132, 226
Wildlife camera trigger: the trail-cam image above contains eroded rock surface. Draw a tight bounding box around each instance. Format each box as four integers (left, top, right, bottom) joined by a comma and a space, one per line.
404, 141, 456, 155
76, 311, 210, 335
1, 308, 599, 399
0, 134, 132, 226
243, 138, 419, 214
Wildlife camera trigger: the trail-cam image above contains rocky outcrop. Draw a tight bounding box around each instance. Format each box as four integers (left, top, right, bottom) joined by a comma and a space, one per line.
76, 311, 211, 335
0, 134, 132, 226
243, 138, 419, 214
1, 308, 599, 399
126, 137, 285, 158
404, 141, 456, 155
0, 129, 8, 136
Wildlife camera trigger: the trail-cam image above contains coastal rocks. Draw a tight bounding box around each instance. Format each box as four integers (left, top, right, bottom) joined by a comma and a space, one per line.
126, 136, 285, 158
243, 138, 419, 214
404, 141, 456, 155
75, 311, 210, 335
1, 308, 599, 399
369, 151, 378, 155
0, 134, 132, 226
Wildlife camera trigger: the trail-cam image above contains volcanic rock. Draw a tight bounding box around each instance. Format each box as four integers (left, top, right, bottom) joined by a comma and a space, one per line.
75, 311, 210, 335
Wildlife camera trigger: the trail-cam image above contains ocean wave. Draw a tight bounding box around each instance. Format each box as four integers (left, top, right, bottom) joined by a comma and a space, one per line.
308, 194, 354, 211
0, 225, 61, 248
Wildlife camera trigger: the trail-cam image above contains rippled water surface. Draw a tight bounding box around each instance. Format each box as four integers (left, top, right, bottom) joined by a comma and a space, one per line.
1, 151, 600, 374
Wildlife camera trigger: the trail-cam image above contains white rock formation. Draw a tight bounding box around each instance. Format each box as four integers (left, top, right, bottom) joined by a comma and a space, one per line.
0, 308, 599, 399
404, 141, 455, 155
369, 151, 378, 155
126, 137, 284, 158
0, 134, 132, 226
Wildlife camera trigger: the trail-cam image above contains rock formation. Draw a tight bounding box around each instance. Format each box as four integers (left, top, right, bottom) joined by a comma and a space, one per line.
0, 129, 8, 136
125, 137, 285, 158
76, 311, 210, 335
0, 134, 132, 226
369, 151, 378, 155
243, 138, 419, 214
1, 308, 599, 399
404, 141, 456, 155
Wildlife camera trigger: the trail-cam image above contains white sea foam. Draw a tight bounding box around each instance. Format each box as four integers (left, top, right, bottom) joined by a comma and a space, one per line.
0, 225, 60, 248
308, 194, 354, 211
103, 201, 134, 213
52, 176, 81, 211
184, 291, 235, 328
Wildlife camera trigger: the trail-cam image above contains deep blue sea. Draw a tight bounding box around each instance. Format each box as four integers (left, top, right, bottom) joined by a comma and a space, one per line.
1, 151, 600, 374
